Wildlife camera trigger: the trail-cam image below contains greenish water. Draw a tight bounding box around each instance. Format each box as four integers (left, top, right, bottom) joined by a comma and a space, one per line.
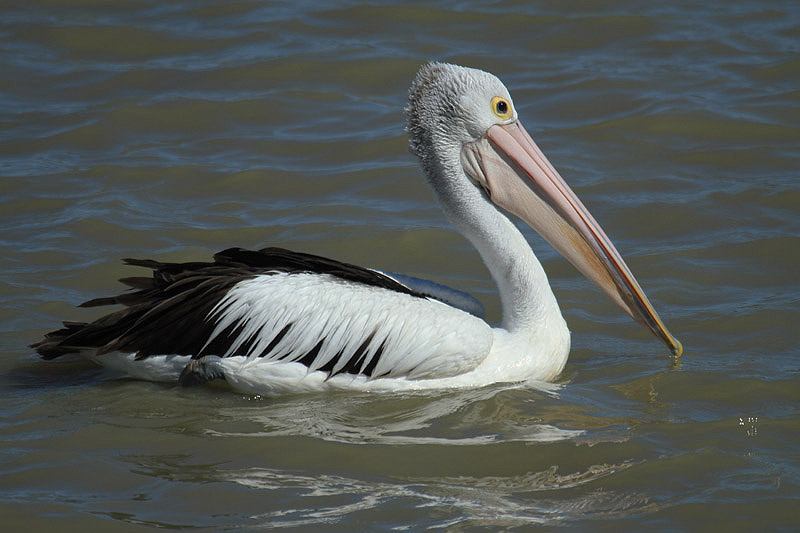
1, 1, 798, 530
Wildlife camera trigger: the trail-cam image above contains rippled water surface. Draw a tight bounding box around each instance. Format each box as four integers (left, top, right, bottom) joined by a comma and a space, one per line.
2, 1, 799, 530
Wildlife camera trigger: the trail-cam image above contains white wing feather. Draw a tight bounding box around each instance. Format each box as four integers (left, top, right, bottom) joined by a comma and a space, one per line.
204, 273, 493, 379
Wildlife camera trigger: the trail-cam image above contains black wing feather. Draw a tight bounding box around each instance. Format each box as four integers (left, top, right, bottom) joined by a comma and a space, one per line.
31, 248, 425, 377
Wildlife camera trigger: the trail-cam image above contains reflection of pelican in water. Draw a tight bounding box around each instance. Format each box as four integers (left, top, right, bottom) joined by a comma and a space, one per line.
32, 63, 681, 396
207, 383, 582, 446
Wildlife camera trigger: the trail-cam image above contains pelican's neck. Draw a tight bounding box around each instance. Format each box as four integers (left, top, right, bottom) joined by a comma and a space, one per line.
429, 158, 564, 338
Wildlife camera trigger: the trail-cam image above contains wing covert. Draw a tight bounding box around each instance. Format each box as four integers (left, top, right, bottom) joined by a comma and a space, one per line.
205, 273, 494, 379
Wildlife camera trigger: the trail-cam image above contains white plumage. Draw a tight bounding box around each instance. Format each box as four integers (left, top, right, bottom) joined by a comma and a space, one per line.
208, 273, 492, 379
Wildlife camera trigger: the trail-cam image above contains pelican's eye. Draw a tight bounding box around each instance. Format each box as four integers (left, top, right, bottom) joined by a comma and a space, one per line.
491, 96, 512, 120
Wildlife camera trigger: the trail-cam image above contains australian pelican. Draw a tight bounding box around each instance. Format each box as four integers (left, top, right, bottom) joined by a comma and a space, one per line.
31, 63, 682, 395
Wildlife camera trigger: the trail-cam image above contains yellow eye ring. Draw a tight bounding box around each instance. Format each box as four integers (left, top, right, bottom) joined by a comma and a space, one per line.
491, 96, 512, 120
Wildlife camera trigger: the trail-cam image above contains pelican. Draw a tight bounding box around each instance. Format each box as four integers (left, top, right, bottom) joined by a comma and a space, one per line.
31, 63, 682, 395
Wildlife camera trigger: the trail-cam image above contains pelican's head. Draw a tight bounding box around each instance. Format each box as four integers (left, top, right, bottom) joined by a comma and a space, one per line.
406, 62, 682, 357
407, 63, 518, 182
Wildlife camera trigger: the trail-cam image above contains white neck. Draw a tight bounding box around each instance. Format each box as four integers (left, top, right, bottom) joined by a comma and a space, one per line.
429, 158, 564, 342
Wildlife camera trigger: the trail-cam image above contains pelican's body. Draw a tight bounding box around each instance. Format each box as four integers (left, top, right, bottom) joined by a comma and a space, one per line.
32, 63, 681, 396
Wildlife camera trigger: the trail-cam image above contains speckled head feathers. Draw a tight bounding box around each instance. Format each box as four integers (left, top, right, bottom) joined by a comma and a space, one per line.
405, 63, 516, 170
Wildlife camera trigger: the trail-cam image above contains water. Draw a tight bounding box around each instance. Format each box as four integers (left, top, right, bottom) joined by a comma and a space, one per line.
2, 0, 798, 529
